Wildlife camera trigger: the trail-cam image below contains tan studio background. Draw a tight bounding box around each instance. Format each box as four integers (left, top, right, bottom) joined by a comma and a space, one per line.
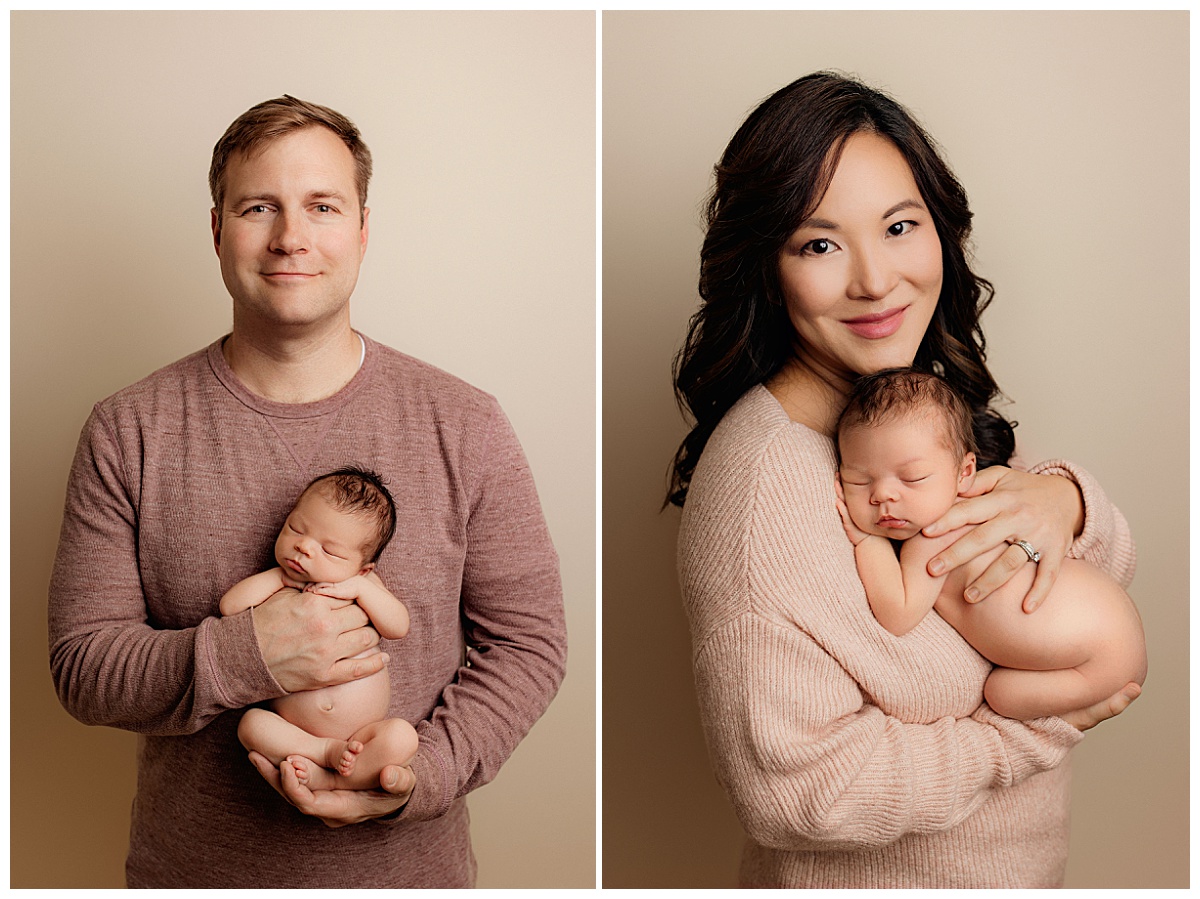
602, 10, 1188, 888
11, 10, 595, 889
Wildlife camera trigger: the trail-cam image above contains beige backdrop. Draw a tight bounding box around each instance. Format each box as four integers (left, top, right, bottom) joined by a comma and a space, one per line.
602, 10, 1187, 888
11, 10, 595, 889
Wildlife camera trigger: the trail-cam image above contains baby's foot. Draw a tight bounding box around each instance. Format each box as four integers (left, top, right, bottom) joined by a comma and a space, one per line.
286, 755, 338, 791
286, 755, 321, 786
326, 739, 362, 772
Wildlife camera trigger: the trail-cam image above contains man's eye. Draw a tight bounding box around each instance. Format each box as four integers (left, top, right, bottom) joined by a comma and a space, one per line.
242, 204, 271, 216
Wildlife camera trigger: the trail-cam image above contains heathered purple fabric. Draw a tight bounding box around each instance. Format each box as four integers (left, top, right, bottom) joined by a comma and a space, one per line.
49, 334, 566, 888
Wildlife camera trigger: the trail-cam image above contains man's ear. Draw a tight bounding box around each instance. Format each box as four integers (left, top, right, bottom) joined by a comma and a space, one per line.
211, 208, 221, 255
958, 452, 977, 492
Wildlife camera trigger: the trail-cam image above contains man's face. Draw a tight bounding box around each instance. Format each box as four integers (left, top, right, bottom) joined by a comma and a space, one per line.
212, 126, 369, 334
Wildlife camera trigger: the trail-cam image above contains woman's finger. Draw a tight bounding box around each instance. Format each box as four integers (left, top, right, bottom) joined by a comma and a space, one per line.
926, 513, 1012, 577
960, 542, 1033, 602
956, 464, 1007, 498
924, 491, 1001, 538
1060, 682, 1141, 731
1021, 560, 1059, 613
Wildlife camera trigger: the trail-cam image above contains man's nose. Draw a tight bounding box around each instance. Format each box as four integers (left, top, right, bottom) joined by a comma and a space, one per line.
270, 209, 309, 255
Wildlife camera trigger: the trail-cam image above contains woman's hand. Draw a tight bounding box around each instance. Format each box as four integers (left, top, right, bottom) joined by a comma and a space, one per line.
922, 466, 1084, 613
1060, 682, 1142, 732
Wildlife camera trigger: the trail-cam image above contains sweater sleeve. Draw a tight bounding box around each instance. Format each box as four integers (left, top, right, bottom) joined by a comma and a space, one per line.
48, 406, 286, 735
680, 415, 1082, 851
397, 402, 567, 823
1028, 458, 1136, 588
692, 614, 1080, 851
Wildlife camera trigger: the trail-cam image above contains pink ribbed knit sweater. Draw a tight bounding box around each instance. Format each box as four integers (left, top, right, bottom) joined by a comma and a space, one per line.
679, 386, 1135, 888
49, 335, 565, 888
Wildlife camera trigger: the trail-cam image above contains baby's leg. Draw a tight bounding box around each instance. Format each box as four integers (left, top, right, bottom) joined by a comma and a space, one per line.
983, 661, 1125, 721
289, 717, 419, 792
238, 707, 362, 774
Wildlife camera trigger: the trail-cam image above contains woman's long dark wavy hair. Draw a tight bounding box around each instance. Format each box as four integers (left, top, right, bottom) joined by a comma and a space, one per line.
667, 71, 1014, 508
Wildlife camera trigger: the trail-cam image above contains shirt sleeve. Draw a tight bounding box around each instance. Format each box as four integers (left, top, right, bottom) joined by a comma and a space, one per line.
48, 406, 285, 735
395, 402, 567, 823
680, 423, 1082, 851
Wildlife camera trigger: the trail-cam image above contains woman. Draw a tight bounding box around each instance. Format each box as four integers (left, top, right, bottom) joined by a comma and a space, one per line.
670, 72, 1141, 888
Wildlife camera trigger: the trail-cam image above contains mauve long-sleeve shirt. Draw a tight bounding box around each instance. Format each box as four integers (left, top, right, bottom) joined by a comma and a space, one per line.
49, 334, 566, 888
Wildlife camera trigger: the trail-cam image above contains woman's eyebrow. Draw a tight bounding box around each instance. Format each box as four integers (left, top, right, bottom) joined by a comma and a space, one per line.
882, 199, 926, 219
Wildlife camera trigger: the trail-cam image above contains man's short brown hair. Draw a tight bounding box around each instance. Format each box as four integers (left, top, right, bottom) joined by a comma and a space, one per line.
209, 95, 372, 226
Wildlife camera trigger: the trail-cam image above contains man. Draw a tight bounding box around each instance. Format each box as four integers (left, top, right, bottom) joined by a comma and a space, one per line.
48, 96, 567, 888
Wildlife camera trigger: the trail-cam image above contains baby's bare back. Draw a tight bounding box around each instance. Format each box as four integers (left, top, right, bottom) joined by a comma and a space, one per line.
933, 545, 1146, 682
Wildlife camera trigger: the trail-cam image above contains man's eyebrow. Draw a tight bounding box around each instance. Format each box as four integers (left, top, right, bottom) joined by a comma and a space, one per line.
227, 193, 279, 209
226, 190, 350, 208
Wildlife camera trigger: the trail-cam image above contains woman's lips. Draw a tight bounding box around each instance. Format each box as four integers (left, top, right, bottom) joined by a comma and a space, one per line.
843, 306, 907, 339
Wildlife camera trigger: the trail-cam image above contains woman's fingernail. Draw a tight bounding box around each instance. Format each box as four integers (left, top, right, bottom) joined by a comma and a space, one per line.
965, 587, 979, 602
929, 559, 945, 575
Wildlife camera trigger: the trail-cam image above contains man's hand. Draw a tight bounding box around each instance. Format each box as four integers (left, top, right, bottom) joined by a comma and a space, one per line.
251, 589, 386, 693
249, 751, 415, 827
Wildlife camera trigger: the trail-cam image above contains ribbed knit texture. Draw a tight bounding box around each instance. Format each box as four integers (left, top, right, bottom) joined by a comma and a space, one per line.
49, 334, 566, 888
678, 386, 1135, 888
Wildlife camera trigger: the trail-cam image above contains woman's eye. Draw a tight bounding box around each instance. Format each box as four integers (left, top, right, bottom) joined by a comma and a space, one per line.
803, 238, 838, 256
887, 220, 916, 237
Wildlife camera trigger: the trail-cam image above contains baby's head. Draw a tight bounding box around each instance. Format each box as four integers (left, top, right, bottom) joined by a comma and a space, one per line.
274, 467, 397, 584
835, 369, 977, 540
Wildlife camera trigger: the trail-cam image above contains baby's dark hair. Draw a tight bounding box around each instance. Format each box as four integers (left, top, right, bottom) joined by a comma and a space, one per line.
836, 368, 977, 463
303, 466, 397, 563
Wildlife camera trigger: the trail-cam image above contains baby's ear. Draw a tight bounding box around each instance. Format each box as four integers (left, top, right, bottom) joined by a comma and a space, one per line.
958, 452, 977, 491
359, 561, 376, 576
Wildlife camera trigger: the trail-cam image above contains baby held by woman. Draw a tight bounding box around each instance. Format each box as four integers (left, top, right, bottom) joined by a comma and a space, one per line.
834, 369, 1146, 720
220, 467, 418, 791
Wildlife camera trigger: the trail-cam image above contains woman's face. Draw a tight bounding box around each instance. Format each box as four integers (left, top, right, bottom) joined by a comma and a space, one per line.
777, 131, 943, 383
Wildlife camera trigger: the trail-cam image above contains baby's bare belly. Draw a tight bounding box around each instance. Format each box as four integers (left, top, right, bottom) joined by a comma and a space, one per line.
934, 548, 1146, 678
270, 650, 391, 740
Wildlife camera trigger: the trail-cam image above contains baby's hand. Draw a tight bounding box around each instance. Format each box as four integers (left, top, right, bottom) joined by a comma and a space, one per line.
835, 475, 871, 546
280, 573, 308, 591
304, 577, 363, 600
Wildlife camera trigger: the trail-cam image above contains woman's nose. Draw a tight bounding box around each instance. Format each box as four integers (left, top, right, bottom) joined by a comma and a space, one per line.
849, 245, 899, 301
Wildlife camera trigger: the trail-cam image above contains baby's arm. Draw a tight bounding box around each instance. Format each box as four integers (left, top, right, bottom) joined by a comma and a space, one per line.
835, 496, 943, 636
219, 567, 300, 617
305, 572, 410, 639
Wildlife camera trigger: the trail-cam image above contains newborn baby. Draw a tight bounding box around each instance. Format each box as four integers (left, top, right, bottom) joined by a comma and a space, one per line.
834, 368, 1146, 720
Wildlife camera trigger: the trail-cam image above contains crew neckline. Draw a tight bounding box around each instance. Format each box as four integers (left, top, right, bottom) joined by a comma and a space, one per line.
207, 331, 374, 419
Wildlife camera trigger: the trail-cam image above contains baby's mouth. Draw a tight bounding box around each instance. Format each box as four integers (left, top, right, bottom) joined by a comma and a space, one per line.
876, 516, 910, 529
